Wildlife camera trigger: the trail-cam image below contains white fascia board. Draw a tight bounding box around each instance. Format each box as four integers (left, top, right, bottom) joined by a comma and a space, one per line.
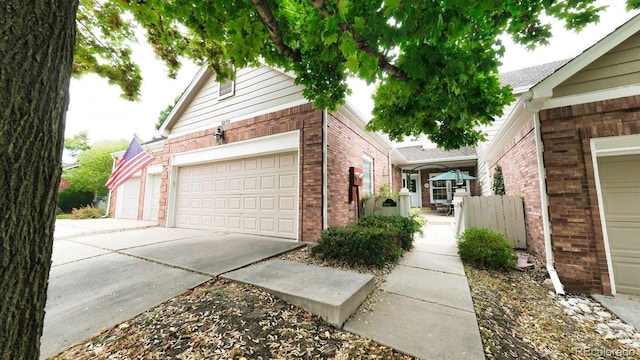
160, 66, 211, 136
146, 164, 163, 175
172, 130, 299, 166
532, 15, 640, 101
542, 84, 640, 110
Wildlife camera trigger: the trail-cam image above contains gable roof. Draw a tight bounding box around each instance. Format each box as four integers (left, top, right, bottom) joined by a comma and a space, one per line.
530, 13, 640, 108
500, 59, 570, 93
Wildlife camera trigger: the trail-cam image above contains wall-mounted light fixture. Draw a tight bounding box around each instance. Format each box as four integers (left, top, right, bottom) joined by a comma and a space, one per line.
214, 127, 225, 145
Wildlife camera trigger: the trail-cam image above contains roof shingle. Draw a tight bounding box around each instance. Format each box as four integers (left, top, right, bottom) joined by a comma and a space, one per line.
396, 145, 476, 162
499, 59, 570, 91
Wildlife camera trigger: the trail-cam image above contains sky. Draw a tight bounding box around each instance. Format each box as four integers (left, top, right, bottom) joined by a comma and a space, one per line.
64, 1, 638, 146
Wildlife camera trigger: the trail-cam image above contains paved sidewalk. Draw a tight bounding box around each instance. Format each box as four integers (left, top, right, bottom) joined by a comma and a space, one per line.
344, 218, 485, 359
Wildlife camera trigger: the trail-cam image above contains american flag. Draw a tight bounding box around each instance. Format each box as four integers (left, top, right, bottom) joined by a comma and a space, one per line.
105, 138, 155, 190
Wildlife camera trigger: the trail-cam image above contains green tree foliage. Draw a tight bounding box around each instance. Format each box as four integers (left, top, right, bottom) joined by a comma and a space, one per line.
64, 140, 128, 196
492, 164, 506, 196
155, 95, 182, 130
70, 0, 632, 149
63, 130, 91, 160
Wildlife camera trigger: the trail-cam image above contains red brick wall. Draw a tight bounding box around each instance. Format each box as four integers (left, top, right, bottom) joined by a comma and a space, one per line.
154, 103, 324, 241
488, 117, 545, 260
540, 95, 640, 294
392, 165, 403, 193
326, 111, 390, 228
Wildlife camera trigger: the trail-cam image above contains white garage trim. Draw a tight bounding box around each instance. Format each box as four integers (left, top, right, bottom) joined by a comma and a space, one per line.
166, 130, 300, 231
146, 164, 163, 175
173, 130, 299, 166
591, 134, 640, 295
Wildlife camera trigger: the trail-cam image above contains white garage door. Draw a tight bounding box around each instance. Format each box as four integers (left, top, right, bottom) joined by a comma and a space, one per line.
144, 174, 162, 221
598, 154, 640, 295
175, 152, 298, 239
115, 177, 141, 219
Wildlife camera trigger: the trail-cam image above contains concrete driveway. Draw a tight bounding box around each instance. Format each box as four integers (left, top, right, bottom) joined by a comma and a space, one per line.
42, 220, 300, 359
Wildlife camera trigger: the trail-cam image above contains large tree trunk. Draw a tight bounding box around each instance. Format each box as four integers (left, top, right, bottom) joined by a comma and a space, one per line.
0, 1, 78, 359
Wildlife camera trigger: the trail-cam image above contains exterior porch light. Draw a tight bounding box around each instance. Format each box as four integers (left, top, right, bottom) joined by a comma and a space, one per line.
215, 127, 225, 144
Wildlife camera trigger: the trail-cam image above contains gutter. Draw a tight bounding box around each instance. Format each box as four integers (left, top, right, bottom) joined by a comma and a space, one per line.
532, 108, 565, 295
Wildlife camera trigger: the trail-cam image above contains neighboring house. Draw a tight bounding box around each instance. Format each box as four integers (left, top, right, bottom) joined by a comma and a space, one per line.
109, 65, 393, 242
58, 163, 79, 192
478, 14, 640, 296
390, 143, 477, 209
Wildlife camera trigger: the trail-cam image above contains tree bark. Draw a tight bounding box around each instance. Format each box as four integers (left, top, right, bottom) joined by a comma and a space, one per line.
0, 1, 78, 359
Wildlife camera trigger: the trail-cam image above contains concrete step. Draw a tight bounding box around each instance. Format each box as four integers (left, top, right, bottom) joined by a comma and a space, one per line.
222, 259, 375, 327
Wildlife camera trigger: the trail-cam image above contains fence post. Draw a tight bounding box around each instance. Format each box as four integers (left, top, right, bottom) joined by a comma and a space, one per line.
453, 188, 468, 236
398, 188, 411, 218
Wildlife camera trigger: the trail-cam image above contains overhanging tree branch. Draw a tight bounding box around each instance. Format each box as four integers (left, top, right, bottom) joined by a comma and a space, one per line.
251, 0, 301, 62
308, 0, 408, 82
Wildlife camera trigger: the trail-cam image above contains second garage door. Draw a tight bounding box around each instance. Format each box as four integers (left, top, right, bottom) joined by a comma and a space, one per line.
175, 152, 298, 239
598, 154, 640, 295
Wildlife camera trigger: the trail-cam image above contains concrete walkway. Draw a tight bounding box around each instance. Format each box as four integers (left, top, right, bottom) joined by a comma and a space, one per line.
343, 216, 485, 359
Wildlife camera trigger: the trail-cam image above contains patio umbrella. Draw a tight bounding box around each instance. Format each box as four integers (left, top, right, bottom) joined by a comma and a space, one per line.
429, 170, 476, 182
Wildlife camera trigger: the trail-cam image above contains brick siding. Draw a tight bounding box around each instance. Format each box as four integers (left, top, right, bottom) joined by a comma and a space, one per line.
540, 95, 640, 294
326, 112, 390, 228
488, 117, 545, 261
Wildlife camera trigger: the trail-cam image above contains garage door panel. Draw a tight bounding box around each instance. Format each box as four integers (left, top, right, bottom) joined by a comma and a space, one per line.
229, 178, 242, 191
262, 156, 276, 169
229, 217, 241, 229
279, 197, 296, 211
261, 218, 275, 232
245, 158, 258, 172
175, 152, 297, 239
261, 176, 276, 190
598, 154, 640, 295
280, 153, 296, 167
280, 174, 296, 189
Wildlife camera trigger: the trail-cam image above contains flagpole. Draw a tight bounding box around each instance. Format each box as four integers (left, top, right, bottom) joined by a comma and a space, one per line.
133, 132, 156, 156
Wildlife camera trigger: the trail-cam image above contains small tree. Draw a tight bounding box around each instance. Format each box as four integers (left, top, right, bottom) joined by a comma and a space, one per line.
63, 131, 91, 161
492, 164, 505, 196
64, 140, 128, 197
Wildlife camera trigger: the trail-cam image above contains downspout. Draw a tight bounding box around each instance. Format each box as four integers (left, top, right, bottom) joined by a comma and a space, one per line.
533, 110, 565, 295
322, 109, 328, 230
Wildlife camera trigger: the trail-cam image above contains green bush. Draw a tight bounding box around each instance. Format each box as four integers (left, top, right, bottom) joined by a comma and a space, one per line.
312, 226, 403, 267
58, 188, 94, 213
457, 227, 516, 270
358, 214, 415, 250
71, 205, 104, 219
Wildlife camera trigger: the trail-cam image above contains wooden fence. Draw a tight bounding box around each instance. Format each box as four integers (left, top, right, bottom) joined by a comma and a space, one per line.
457, 195, 527, 249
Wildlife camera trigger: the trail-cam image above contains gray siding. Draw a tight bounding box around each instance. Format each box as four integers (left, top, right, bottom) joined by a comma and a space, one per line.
555, 31, 640, 97
171, 66, 307, 134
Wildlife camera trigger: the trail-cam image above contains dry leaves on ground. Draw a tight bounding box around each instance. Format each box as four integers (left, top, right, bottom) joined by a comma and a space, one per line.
466, 252, 640, 360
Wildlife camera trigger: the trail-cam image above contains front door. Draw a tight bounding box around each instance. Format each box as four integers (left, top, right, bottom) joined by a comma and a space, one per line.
406, 172, 422, 207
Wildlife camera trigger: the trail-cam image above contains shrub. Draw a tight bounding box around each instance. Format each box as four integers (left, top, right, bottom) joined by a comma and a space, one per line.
71, 205, 104, 219
358, 214, 415, 250
457, 227, 516, 270
58, 188, 94, 213
312, 226, 403, 267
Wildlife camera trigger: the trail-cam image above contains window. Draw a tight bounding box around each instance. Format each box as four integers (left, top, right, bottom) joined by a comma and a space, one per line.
362, 156, 373, 195
430, 171, 471, 203
218, 77, 235, 99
